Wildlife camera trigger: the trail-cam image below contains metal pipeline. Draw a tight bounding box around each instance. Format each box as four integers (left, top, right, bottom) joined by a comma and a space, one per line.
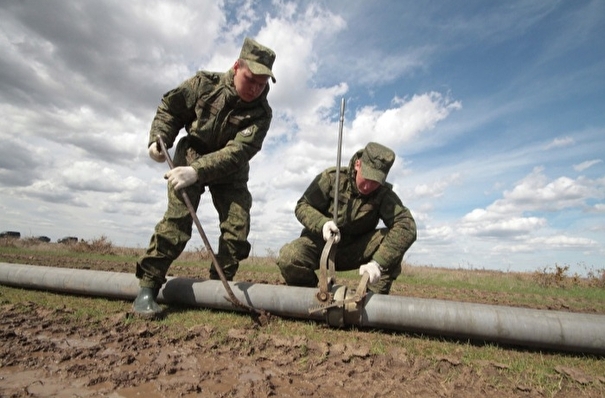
1, 263, 604, 355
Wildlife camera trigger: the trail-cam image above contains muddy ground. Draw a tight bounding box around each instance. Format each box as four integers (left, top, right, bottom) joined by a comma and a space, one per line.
1, 253, 604, 397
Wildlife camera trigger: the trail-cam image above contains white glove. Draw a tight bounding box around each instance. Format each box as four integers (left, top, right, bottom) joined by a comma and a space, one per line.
359, 260, 381, 284
148, 142, 166, 163
164, 166, 198, 190
322, 220, 341, 243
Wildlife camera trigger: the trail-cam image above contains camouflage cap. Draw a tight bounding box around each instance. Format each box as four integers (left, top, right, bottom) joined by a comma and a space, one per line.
239, 37, 276, 83
360, 142, 395, 185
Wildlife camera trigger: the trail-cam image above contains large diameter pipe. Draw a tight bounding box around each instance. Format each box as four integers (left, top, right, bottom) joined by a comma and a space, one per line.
0, 263, 326, 321
1, 263, 604, 355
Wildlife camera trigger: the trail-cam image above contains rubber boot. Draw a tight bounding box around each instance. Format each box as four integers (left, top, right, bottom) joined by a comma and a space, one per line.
132, 287, 162, 318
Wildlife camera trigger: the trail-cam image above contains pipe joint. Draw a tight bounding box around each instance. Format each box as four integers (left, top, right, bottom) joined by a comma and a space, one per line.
325, 284, 365, 327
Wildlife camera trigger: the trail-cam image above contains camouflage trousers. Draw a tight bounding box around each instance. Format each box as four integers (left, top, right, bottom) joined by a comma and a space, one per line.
276, 229, 402, 294
136, 141, 252, 289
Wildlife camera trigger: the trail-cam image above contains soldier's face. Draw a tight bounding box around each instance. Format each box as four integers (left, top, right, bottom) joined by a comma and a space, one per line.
354, 160, 381, 195
233, 61, 269, 102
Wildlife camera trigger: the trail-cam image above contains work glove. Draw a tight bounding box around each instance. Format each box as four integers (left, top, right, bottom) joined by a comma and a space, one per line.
148, 142, 166, 163
164, 166, 198, 190
322, 220, 341, 243
359, 260, 381, 284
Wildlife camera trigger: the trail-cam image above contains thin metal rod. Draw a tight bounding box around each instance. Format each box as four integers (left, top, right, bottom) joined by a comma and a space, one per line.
332, 97, 345, 225
317, 98, 347, 297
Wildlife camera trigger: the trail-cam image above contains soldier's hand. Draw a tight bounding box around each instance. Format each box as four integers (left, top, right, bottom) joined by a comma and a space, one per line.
359, 260, 381, 284
322, 221, 341, 243
164, 166, 198, 190
148, 142, 166, 163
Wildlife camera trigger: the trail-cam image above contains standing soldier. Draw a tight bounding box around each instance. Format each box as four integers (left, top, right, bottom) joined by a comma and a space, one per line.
134, 37, 276, 317
277, 142, 417, 294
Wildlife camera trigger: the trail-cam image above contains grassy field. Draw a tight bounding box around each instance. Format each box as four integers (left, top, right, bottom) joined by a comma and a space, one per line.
1, 236, 605, 396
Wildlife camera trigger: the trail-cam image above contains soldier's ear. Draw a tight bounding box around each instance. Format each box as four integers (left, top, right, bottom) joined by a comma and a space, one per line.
234, 59, 247, 74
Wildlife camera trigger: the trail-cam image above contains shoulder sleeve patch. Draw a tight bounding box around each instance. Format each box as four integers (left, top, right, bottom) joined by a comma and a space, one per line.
239, 128, 253, 137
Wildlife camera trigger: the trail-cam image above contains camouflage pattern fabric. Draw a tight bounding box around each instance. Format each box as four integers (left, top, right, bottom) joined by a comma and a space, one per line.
276, 148, 417, 294
136, 68, 271, 288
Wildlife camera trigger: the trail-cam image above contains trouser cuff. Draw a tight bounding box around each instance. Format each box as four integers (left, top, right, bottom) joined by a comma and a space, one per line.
139, 278, 162, 289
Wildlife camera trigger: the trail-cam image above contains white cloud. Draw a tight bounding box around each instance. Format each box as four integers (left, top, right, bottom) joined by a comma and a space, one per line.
495, 235, 599, 253
545, 136, 575, 150
16, 181, 82, 206
61, 161, 147, 194
412, 173, 460, 199
497, 167, 604, 212
450, 165, 604, 267
574, 159, 602, 172
348, 92, 462, 150
459, 211, 546, 238
353, 48, 430, 86
421, 225, 455, 244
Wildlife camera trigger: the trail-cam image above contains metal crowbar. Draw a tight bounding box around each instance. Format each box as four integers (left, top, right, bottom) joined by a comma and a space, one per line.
157, 136, 270, 325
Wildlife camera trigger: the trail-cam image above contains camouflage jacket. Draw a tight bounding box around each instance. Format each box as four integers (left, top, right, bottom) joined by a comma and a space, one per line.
148, 69, 272, 184
295, 149, 417, 270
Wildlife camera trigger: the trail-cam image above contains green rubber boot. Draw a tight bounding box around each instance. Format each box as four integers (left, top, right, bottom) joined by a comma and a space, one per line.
132, 287, 162, 318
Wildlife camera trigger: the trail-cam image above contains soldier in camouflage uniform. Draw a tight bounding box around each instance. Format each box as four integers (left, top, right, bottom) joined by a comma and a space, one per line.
277, 142, 416, 294
133, 37, 276, 317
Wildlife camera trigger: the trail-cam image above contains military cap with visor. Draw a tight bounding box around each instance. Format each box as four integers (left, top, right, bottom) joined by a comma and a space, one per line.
239, 37, 277, 83
360, 142, 395, 185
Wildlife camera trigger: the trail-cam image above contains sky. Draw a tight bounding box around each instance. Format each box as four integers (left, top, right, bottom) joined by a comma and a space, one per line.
1, 0, 604, 276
